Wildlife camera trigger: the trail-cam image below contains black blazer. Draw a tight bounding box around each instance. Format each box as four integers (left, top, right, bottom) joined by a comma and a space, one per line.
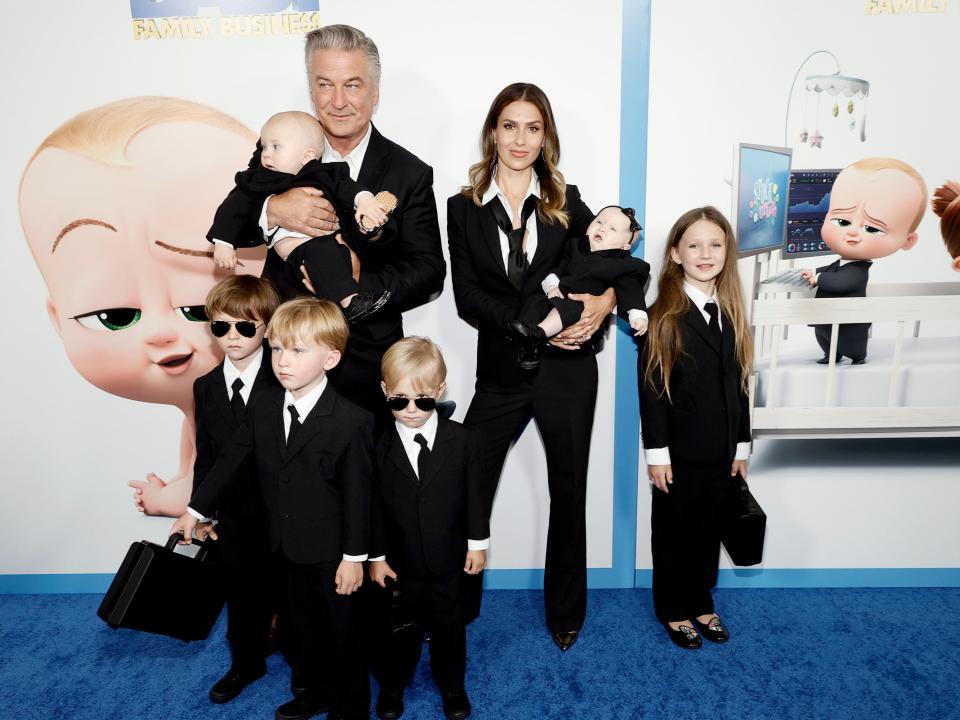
639, 302, 750, 464
191, 383, 374, 564
370, 418, 489, 577
447, 185, 594, 385
192, 349, 278, 547
256, 125, 446, 366
814, 259, 871, 299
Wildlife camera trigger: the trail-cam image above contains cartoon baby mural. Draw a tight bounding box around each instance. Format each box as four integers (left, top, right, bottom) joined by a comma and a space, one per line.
800, 157, 927, 364
931, 180, 960, 272
19, 96, 266, 517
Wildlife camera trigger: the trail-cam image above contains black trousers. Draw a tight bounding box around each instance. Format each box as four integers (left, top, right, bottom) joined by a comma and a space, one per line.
284, 235, 358, 304
464, 349, 598, 632
650, 456, 733, 624
279, 554, 370, 720
814, 323, 869, 361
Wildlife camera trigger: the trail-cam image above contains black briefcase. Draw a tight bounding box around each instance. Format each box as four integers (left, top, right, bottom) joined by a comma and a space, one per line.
97, 533, 225, 642
720, 475, 766, 567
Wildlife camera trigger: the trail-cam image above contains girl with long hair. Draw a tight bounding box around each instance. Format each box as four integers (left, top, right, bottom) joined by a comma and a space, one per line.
639, 206, 753, 649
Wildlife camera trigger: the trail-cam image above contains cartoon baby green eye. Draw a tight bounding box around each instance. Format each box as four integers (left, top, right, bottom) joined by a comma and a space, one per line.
175, 305, 209, 322
862, 225, 886, 236
73, 308, 142, 331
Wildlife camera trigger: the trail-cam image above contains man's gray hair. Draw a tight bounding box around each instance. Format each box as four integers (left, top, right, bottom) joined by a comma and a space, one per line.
304, 24, 381, 85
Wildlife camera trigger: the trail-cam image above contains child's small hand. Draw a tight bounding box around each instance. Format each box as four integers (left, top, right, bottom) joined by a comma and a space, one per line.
731, 459, 748, 480
370, 560, 398, 588
631, 317, 649, 337
464, 550, 487, 575
195, 522, 218, 542
213, 243, 238, 270
546, 286, 563, 299
647, 464, 673, 493
169, 512, 199, 545
800, 269, 817, 287
335, 560, 364, 595
356, 195, 388, 231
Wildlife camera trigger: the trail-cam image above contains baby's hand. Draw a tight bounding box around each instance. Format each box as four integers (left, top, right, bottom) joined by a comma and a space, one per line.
546, 286, 564, 299
213, 243, 238, 270
356, 195, 388, 231
129, 472, 166, 514
631, 317, 649, 337
464, 549, 487, 575
800, 269, 817, 287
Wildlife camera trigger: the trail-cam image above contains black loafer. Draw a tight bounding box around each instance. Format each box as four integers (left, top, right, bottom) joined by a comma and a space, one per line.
209, 664, 266, 703
851, 357, 867, 365
345, 290, 391, 322
508, 321, 545, 371
275, 693, 329, 720
816, 355, 841, 364
441, 689, 472, 719
695, 615, 730, 643
376, 687, 405, 719
666, 623, 702, 649
552, 630, 579, 652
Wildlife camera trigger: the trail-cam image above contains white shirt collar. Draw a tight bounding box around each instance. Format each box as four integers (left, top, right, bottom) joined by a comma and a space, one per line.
683, 281, 719, 310
283, 376, 329, 422
481, 170, 542, 206
394, 409, 438, 448
222, 347, 263, 398
321, 123, 373, 180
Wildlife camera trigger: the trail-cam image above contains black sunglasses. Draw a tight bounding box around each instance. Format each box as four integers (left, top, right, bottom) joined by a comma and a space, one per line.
385, 396, 437, 412
210, 320, 263, 338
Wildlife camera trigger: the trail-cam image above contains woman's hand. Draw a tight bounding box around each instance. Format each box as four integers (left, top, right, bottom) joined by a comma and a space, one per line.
551, 287, 617, 348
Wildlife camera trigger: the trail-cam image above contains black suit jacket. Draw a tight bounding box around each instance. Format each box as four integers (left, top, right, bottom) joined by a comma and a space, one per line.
814, 259, 871, 300
191, 383, 374, 564
370, 418, 489, 577
639, 302, 750, 464
192, 349, 278, 552
256, 125, 445, 367
447, 186, 594, 386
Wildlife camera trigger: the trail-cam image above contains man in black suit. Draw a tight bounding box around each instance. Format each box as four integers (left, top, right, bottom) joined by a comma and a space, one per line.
252, 25, 445, 425
173, 297, 374, 720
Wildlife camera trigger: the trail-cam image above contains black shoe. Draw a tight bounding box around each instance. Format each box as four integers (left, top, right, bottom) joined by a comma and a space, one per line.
376, 687, 405, 719
552, 630, 579, 652
290, 669, 307, 698
441, 689, 472, 719
851, 357, 867, 365
507, 320, 545, 371
694, 615, 730, 643
275, 692, 329, 720
816, 355, 842, 364
208, 664, 266, 703
666, 623, 702, 649
344, 290, 391, 322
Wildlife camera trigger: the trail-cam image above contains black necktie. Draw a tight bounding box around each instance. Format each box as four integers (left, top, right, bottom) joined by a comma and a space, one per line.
286, 404, 301, 445
230, 378, 245, 420
487, 195, 538, 290
413, 433, 430, 483
705, 302, 722, 341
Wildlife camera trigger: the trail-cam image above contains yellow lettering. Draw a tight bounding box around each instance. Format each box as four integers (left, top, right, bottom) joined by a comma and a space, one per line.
289, 13, 302, 33
142, 18, 161, 40
878, 0, 895, 11
895, 0, 916, 10
198, 17, 212, 37
132, 19, 145, 40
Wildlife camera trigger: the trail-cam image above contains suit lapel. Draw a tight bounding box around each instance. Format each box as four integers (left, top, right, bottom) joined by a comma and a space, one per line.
247, 345, 275, 408
386, 427, 419, 487
267, 391, 286, 460
721, 309, 736, 368
357, 124, 389, 188
683, 302, 722, 356
210, 370, 235, 427
284, 384, 336, 463
418, 417, 452, 492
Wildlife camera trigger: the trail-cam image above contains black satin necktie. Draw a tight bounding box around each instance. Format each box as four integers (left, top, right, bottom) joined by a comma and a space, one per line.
413, 433, 430, 484
705, 302, 722, 342
487, 195, 538, 290
230, 378, 245, 421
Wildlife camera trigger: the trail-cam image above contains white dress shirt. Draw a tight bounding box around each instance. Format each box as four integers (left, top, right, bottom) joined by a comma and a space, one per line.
481, 171, 541, 273
643, 283, 750, 466
368, 412, 490, 563
222, 347, 263, 404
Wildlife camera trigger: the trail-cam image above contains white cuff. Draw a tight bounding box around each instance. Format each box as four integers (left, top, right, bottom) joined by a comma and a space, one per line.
644, 446, 671, 466
541, 273, 560, 294
212, 238, 232, 247
342, 554, 367, 562
368, 556, 386, 563
734, 442, 751, 461
467, 538, 490, 551
259, 194, 277, 236
627, 309, 648, 323
353, 190, 374, 209
186, 507, 209, 522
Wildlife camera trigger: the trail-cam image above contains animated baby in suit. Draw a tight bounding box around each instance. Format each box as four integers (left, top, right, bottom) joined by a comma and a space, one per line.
800, 158, 927, 364
19, 96, 266, 517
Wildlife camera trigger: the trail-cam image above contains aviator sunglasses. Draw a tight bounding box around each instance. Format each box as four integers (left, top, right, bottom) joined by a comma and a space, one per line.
210, 320, 264, 338
385, 396, 438, 412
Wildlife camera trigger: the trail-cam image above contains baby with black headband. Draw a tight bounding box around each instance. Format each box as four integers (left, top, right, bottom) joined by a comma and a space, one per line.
509, 205, 651, 370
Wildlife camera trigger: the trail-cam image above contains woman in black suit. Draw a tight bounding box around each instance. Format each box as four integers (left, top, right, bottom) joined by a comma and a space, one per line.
447, 82, 615, 651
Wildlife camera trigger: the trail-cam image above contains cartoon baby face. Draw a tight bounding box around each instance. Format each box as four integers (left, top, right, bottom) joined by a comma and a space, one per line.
20, 120, 266, 406
821, 166, 923, 261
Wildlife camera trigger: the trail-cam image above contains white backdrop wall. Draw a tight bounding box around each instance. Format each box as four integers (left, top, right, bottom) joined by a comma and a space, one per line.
0, 1, 624, 581
637, 0, 960, 582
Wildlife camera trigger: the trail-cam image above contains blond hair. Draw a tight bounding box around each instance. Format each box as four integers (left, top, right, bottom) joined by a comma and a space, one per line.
205, 275, 280, 324
267, 297, 349, 353
381, 336, 447, 393
847, 157, 928, 231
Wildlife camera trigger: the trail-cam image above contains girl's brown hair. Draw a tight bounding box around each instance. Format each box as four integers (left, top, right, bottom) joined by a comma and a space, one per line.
643, 206, 753, 400
460, 82, 569, 227
932, 180, 960, 269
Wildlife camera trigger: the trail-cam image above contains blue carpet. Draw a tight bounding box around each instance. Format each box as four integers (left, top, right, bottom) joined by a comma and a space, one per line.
2, 588, 959, 719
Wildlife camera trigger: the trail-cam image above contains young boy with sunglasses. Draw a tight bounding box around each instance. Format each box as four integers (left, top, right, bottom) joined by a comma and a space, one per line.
191, 274, 281, 704
368, 337, 490, 720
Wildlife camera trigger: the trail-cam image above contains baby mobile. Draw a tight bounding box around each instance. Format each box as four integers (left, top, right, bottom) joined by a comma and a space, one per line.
784, 50, 869, 150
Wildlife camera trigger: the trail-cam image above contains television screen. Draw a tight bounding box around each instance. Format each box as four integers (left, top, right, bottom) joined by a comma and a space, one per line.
785, 169, 841, 258
735, 143, 792, 257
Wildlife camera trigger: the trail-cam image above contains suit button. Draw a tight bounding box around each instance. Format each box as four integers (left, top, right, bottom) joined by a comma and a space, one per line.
282, 513, 290, 519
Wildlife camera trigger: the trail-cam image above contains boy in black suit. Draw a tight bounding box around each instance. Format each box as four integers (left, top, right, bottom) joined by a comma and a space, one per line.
209, 110, 397, 323
509, 205, 650, 369
172, 296, 374, 720
187, 275, 281, 703
368, 337, 489, 720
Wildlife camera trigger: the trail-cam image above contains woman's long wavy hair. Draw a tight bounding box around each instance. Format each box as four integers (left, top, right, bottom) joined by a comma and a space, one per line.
460, 82, 569, 227
644, 206, 753, 400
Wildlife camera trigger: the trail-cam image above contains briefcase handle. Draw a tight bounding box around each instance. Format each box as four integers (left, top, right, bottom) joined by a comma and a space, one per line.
165, 532, 217, 562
